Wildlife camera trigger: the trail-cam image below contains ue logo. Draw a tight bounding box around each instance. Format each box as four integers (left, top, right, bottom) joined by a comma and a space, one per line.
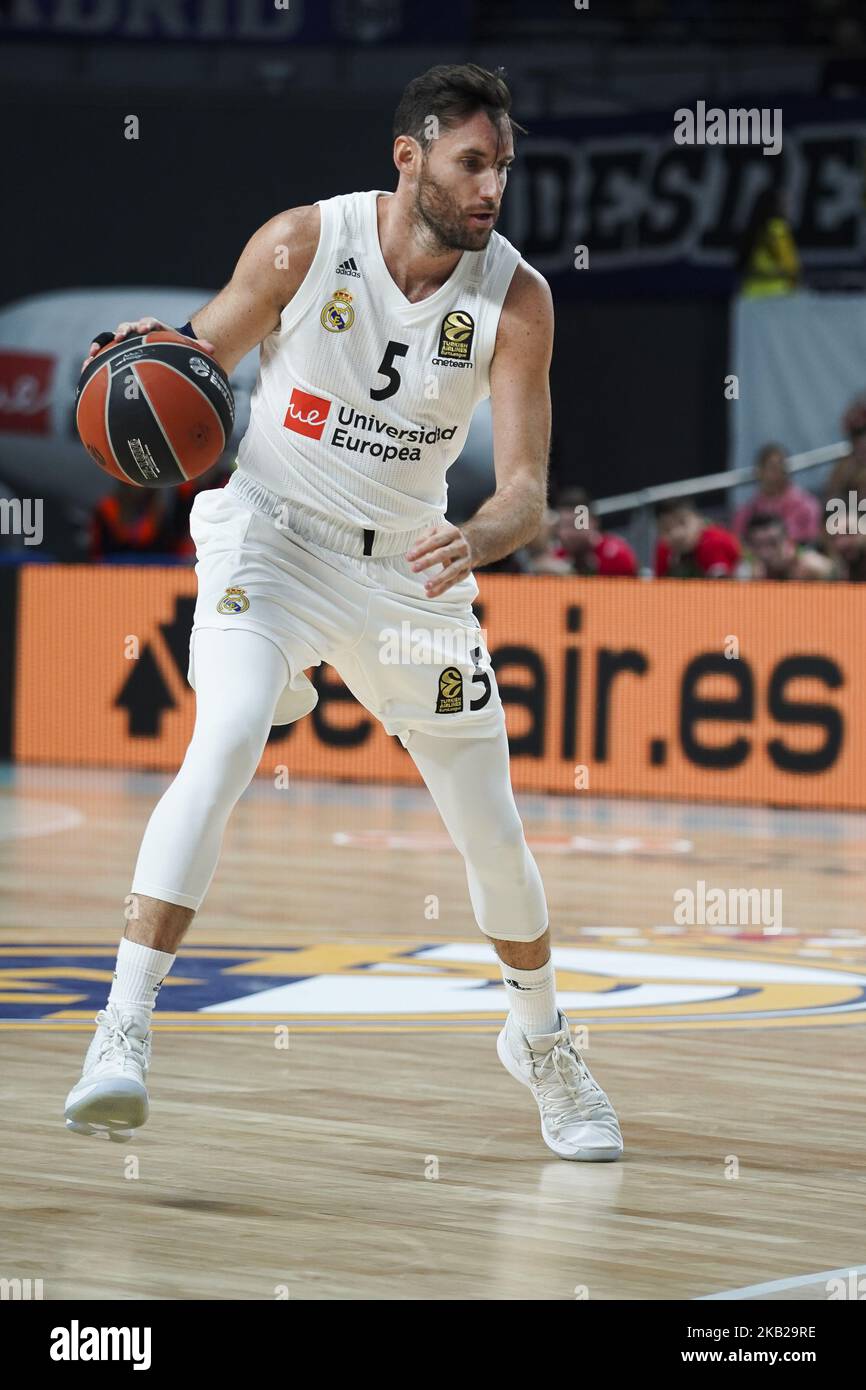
284, 386, 331, 440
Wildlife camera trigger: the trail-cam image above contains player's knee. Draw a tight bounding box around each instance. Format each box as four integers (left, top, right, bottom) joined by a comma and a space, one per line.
463, 832, 548, 941
480, 915, 549, 944
462, 825, 533, 887
183, 716, 266, 804
472, 849, 548, 942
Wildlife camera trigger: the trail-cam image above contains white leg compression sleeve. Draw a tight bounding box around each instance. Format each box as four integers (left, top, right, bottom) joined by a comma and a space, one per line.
401, 727, 549, 943
131, 628, 290, 911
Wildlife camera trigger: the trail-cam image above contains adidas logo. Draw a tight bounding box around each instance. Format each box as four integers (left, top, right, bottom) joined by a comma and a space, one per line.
336, 256, 361, 278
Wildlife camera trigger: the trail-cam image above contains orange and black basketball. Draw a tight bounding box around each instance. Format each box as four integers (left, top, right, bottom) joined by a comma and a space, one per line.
75, 330, 235, 487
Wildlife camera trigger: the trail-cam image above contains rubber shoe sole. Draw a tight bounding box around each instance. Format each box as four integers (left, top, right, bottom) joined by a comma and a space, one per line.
497, 1023, 623, 1162
64, 1077, 148, 1141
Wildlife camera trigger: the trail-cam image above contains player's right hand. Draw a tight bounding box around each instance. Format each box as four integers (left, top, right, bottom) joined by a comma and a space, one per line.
81, 317, 215, 372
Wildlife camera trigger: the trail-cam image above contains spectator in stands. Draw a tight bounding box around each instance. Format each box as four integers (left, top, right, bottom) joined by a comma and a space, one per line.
477, 545, 534, 574
825, 391, 866, 523
736, 188, 801, 298
550, 486, 638, 576
654, 496, 740, 577
739, 512, 837, 580
733, 443, 821, 544
89, 481, 193, 561
89, 470, 228, 563
90, 485, 174, 562
826, 508, 866, 582
521, 506, 572, 574
479, 505, 576, 574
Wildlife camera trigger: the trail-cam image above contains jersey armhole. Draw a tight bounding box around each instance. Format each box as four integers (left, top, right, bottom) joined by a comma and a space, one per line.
276, 198, 338, 338
476, 249, 521, 399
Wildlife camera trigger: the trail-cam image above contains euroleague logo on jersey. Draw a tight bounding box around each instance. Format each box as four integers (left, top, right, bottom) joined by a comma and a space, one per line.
284, 387, 332, 440
433, 309, 475, 368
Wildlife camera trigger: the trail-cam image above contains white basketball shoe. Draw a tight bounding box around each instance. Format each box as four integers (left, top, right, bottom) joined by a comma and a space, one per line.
64, 1004, 151, 1141
497, 1008, 623, 1161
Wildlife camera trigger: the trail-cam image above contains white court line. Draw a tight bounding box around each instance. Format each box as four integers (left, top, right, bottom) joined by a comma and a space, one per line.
0, 799, 84, 840
697, 1263, 866, 1300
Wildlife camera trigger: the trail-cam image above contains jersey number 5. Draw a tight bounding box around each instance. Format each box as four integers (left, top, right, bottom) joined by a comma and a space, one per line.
370, 340, 409, 401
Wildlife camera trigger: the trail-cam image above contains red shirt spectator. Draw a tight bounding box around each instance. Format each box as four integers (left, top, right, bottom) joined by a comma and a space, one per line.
570, 532, 638, 576
654, 500, 740, 578
550, 486, 638, 576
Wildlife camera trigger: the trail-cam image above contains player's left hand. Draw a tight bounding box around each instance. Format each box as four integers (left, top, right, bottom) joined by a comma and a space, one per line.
406, 522, 474, 597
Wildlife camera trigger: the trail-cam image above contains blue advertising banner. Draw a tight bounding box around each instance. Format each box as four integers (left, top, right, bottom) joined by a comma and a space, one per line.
1, 0, 471, 44
500, 100, 866, 297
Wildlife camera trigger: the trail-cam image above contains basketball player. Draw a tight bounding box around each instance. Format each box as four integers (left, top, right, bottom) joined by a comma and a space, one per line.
65, 65, 623, 1162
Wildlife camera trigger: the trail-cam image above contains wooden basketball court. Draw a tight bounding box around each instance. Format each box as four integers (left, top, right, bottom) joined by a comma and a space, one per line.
1, 763, 865, 1300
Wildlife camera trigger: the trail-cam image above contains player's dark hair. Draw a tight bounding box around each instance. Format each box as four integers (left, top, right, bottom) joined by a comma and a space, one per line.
842, 392, 866, 440
755, 442, 787, 469
654, 496, 696, 520
746, 511, 787, 537
556, 485, 593, 511
393, 64, 526, 151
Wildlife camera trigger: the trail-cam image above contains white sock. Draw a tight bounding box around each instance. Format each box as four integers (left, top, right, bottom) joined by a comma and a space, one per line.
500, 958, 560, 1037
107, 937, 175, 1021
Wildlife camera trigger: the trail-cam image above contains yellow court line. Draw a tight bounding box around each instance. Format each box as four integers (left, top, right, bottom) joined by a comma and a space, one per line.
2, 1013, 865, 1034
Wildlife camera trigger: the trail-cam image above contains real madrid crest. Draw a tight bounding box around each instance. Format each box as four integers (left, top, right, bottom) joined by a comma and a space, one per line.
217, 586, 250, 615
320, 289, 355, 333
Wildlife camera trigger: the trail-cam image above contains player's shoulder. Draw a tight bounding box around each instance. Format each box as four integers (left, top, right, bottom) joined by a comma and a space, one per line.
241, 205, 322, 303
492, 256, 554, 362
257, 204, 321, 259
499, 255, 554, 334
257, 191, 373, 262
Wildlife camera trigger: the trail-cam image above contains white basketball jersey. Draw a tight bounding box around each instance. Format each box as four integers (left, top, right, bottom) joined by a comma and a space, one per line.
235, 189, 521, 532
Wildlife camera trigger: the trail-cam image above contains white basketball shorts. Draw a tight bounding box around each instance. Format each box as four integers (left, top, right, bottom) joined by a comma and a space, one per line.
187, 483, 504, 741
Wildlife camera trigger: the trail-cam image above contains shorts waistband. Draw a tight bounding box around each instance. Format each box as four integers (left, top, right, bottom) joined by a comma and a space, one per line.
227, 471, 440, 559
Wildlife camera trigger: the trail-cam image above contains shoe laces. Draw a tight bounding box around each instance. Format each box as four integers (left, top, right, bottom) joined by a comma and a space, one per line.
94, 1006, 147, 1067
532, 1039, 609, 1128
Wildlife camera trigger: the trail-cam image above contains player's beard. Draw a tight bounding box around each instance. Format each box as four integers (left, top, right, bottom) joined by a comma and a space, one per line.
413, 163, 496, 252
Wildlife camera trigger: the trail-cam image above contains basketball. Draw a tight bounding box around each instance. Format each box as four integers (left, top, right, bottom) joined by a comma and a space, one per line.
75, 330, 235, 487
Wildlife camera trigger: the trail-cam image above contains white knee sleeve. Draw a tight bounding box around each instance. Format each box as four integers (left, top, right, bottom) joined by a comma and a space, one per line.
131, 628, 290, 911
402, 727, 548, 943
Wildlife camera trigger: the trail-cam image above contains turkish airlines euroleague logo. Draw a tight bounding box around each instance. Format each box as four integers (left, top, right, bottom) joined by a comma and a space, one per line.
284, 387, 331, 440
